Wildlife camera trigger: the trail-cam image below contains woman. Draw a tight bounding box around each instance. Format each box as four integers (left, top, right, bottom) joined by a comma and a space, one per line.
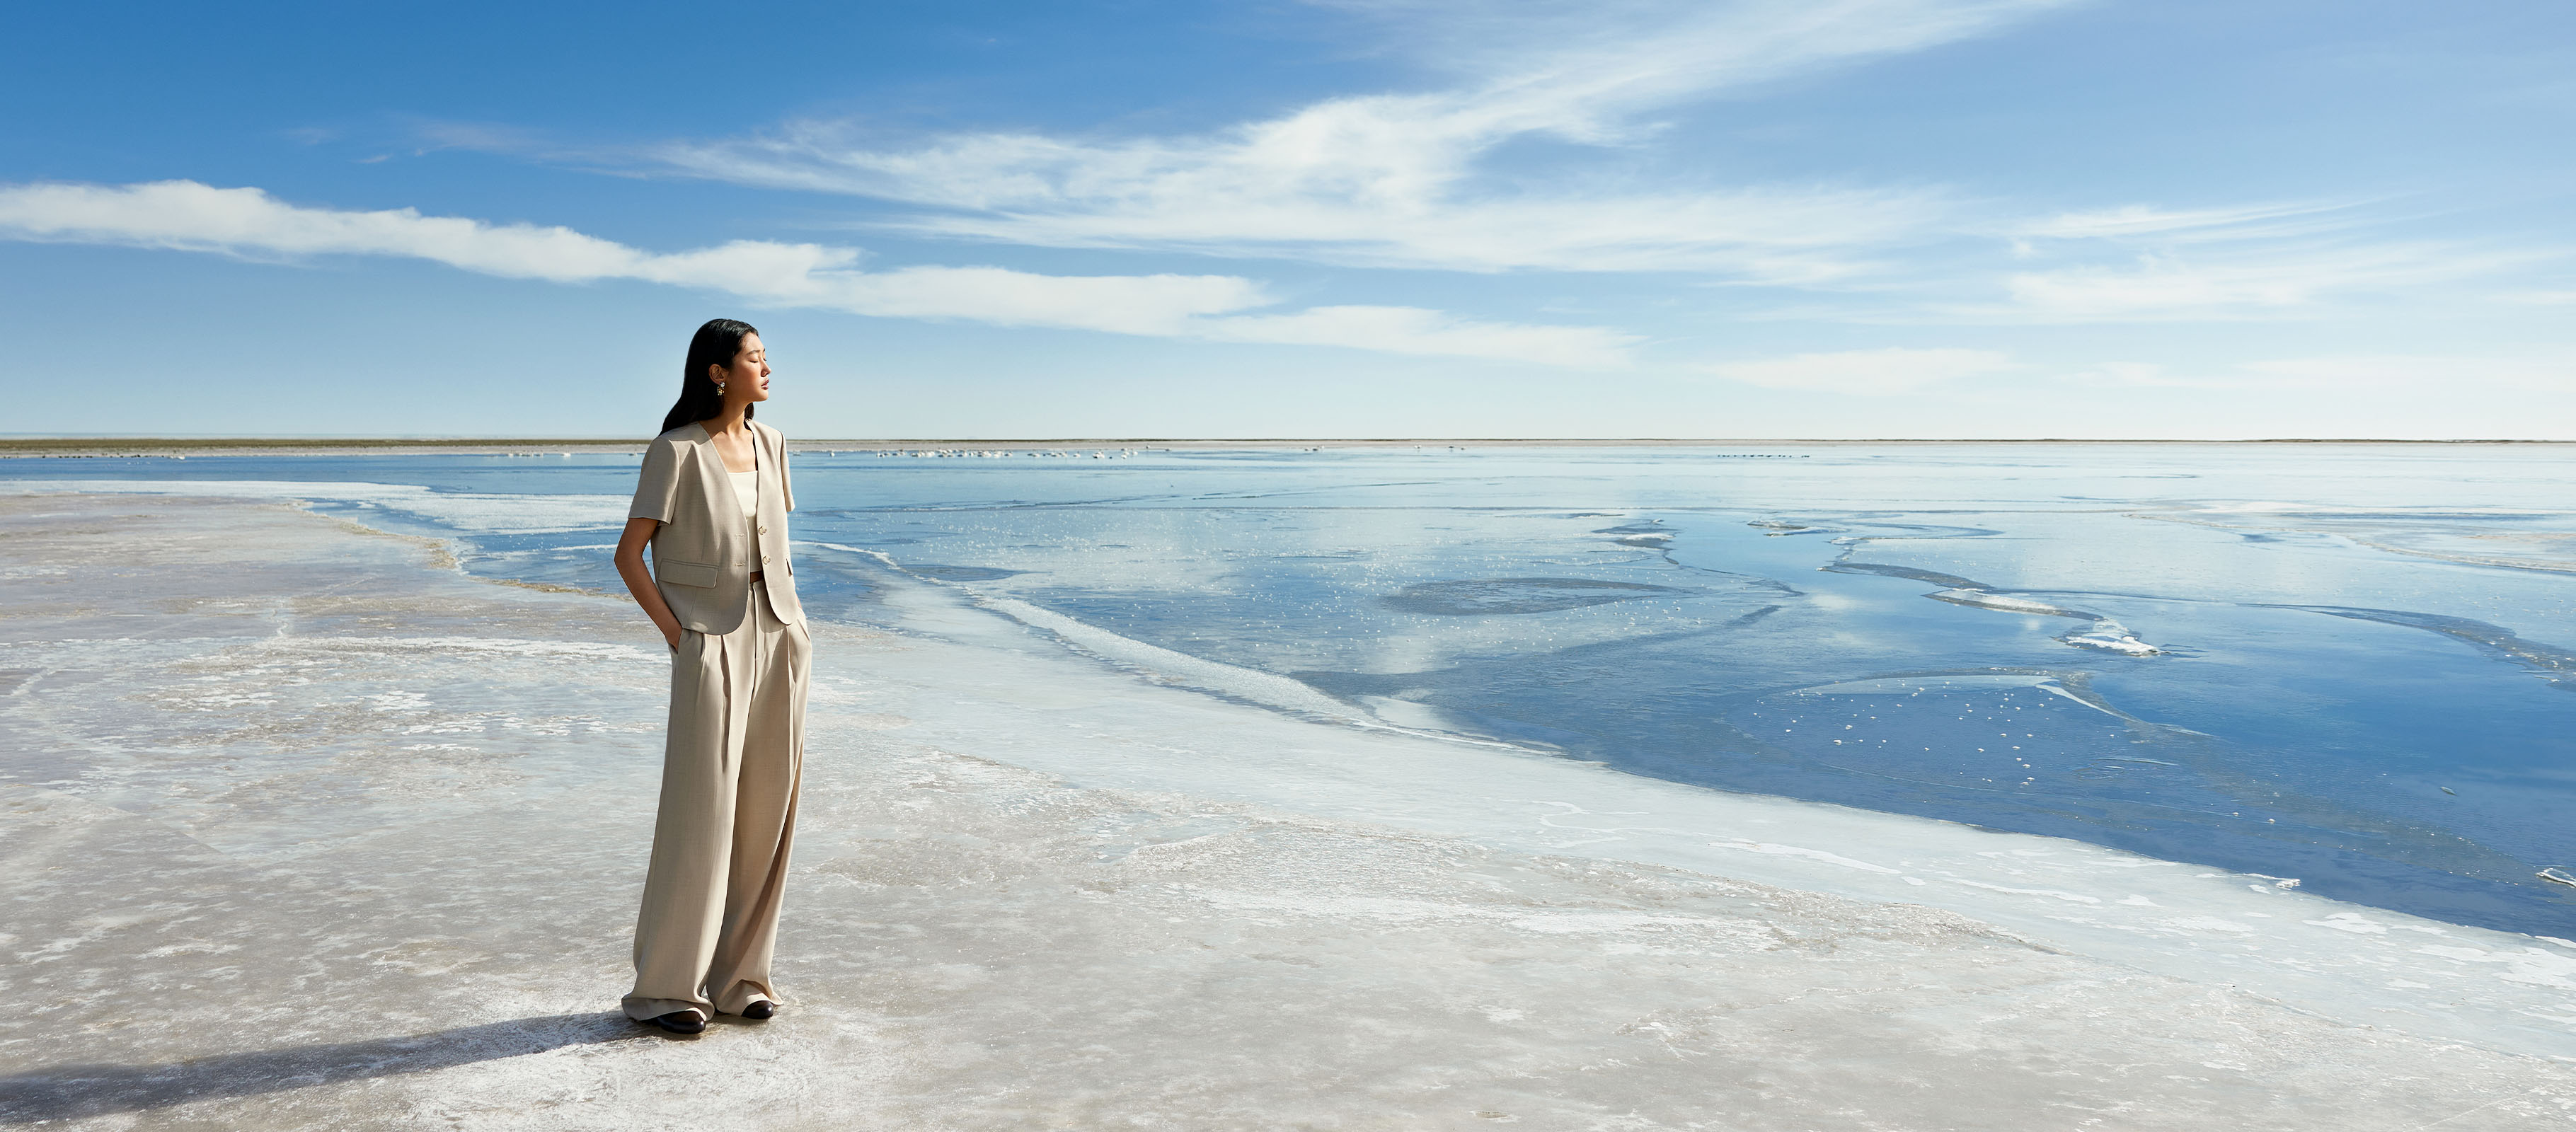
612, 318, 812, 1036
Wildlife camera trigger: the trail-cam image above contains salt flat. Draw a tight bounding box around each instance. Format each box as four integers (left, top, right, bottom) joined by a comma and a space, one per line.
2, 493, 2572, 1130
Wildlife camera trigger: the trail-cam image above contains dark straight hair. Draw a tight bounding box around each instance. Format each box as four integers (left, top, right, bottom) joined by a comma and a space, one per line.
659, 318, 760, 436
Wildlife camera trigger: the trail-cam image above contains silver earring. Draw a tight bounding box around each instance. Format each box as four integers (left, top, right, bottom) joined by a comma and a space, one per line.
716, 382, 728, 395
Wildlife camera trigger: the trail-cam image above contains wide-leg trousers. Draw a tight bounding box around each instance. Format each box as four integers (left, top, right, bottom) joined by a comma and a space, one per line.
623, 580, 812, 1021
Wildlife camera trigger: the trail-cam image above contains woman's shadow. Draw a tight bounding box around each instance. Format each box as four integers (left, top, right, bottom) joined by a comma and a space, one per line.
0, 1012, 650, 1123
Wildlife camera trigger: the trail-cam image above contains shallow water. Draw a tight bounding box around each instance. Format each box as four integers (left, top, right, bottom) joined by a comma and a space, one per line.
13, 441, 2575, 937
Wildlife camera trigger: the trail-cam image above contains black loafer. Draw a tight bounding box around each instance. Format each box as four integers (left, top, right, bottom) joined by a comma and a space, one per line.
741, 1000, 776, 1020
642, 1010, 706, 1034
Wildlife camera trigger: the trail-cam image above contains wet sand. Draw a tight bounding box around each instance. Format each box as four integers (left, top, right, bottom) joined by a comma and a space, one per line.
2, 493, 2570, 1130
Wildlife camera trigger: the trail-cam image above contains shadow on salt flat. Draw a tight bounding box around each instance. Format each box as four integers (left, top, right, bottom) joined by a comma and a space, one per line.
0, 1012, 638, 1123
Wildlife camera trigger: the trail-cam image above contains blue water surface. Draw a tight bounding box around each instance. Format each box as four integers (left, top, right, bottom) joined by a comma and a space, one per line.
14, 442, 2574, 936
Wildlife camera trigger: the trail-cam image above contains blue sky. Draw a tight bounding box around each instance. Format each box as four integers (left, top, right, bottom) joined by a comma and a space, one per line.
4, 0, 2570, 438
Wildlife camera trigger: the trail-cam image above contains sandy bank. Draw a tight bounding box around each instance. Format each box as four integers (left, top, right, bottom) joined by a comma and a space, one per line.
1, 494, 2570, 1129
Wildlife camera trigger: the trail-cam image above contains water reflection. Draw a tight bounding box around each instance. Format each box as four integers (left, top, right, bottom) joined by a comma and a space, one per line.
13, 443, 2573, 935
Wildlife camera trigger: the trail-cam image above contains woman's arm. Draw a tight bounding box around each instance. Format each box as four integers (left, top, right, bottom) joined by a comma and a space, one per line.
614, 516, 684, 650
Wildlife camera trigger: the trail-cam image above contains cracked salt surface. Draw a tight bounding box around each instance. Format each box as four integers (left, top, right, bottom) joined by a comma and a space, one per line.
844, 523, 2576, 1062
6, 491, 2576, 1129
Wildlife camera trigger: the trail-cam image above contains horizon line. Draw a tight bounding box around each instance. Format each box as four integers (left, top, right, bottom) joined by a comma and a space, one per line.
4, 435, 2573, 447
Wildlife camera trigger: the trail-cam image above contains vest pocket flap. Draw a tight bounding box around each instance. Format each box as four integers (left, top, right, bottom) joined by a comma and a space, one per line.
655, 557, 720, 588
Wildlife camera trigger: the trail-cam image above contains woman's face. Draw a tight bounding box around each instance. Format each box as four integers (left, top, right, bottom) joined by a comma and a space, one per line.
714, 333, 772, 403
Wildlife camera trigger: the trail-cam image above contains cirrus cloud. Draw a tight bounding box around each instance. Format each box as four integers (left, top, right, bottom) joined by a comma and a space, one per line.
0, 179, 1633, 365
643, 0, 2076, 277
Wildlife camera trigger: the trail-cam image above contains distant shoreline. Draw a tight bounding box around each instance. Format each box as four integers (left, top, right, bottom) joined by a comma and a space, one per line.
5, 436, 2570, 458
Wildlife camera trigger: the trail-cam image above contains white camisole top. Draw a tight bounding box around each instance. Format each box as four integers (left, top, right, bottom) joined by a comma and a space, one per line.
728, 447, 759, 548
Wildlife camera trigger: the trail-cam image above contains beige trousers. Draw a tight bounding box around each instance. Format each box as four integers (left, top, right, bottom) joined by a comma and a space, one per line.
624, 580, 812, 1021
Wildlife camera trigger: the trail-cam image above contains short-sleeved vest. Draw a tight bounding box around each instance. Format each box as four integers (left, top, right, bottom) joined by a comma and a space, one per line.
628, 420, 805, 633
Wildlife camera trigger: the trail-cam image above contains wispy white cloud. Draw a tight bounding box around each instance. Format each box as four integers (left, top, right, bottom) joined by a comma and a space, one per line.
2013, 200, 2364, 243
622, 0, 2560, 327
1968, 192, 2570, 321
2076, 352, 2575, 391
0, 179, 1630, 364
643, 0, 2074, 276
0, 178, 684, 282
1705, 346, 2016, 393
1991, 242, 2543, 322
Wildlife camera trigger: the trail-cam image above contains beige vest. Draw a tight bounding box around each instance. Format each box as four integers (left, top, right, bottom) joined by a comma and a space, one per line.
628, 420, 805, 633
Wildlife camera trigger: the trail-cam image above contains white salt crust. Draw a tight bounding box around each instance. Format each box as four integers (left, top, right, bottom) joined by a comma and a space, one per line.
4, 491, 2574, 1130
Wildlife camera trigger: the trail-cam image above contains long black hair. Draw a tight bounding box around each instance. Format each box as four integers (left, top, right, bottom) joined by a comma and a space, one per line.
659, 318, 759, 436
